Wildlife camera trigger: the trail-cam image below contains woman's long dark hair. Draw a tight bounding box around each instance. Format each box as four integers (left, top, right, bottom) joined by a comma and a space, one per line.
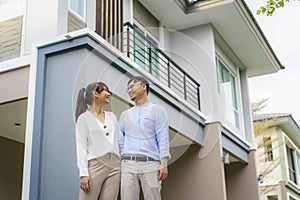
75, 82, 110, 122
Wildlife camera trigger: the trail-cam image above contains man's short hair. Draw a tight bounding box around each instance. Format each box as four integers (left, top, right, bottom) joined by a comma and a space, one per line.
128, 76, 150, 94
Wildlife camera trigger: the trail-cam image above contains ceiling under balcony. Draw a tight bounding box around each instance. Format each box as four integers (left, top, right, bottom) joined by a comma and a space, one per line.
138, 0, 283, 77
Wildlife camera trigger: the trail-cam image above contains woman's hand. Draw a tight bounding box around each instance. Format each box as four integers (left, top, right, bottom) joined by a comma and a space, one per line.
80, 176, 92, 193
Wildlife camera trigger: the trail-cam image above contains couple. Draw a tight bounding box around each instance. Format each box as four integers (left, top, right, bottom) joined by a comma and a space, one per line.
75, 76, 171, 200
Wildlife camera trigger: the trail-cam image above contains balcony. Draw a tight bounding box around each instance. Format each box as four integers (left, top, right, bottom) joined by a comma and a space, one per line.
123, 22, 201, 111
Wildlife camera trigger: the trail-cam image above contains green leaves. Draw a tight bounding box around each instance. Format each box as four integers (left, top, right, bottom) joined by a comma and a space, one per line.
256, 0, 291, 16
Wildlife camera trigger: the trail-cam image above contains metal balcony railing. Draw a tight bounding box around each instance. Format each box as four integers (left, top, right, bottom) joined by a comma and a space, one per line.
123, 22, 201, 110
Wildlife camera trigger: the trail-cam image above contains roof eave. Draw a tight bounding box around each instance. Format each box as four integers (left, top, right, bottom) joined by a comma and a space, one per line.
234, 0, 284, 76
138, 0, 284, 76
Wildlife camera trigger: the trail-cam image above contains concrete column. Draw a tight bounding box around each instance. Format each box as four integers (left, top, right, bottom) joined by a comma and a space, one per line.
86, 0, 96, 31
240, 70, 255, 145
123, 0, 133, 23
225, 149, 260, 200
163, 122, 227, 200
23, 0, 68, 54
280, 180, 287, 200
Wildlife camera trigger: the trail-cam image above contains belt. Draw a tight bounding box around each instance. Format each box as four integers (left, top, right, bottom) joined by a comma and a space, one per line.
122, 155, 156, 162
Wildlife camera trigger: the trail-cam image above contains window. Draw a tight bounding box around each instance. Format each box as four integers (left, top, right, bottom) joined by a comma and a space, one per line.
133, 22, 160, 79
287, 145, 297, 184
267, 195, 278, 200
263, 137, 273, 161
69, 0, 85, 19
217, 58, 240, 128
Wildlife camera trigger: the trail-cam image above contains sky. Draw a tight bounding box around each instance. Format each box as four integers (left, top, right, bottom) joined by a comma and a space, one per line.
245, 0, 300, 125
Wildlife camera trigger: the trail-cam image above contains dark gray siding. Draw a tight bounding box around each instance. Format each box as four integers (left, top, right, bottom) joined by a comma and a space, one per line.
133, 0, 159, 39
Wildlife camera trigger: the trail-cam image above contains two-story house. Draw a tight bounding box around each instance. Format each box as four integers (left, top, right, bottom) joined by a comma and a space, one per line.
254, 113, 300, 200
0, 0, 283, 199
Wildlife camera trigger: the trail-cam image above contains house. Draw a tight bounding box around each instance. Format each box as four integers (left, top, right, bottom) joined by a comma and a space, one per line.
253, 113, 300, 200
0, 0, 283, 199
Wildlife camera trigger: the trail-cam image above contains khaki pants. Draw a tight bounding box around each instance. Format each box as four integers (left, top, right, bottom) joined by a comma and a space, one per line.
121, 160, 161, 200
79, 154, 121, 200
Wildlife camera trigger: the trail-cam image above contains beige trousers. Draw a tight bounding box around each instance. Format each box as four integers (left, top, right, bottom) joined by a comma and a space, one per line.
79, 154, 121, 200
121, 160, 161, 200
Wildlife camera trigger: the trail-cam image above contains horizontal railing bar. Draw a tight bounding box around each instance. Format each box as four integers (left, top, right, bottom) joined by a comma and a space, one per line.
123, 22, 201, 110
124, 22, 200, 87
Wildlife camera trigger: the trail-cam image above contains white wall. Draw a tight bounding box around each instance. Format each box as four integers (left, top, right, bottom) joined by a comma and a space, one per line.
23, 0, 68, 54
167, 24, 220, 122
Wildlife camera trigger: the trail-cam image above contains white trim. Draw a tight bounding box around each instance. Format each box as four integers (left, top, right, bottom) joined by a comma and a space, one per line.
20, 0, 28, 57
21, 47, 37, 200
285, 134, 300, 188
282, 132, 290, 182
0, 55, 31, 73
216, 54, 241, 131
285, 134, 300, 154
287, 191, 300, 200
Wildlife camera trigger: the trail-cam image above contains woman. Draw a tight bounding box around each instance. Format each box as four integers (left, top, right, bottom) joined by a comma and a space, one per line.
75, 82, 123, 200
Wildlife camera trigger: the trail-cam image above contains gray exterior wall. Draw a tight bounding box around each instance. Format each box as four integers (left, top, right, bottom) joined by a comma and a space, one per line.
0, 137, 24, 200
68, 11, 86, 32
167, 24, 218, 119
26, 34, 204, 199
0, 16, 22, 62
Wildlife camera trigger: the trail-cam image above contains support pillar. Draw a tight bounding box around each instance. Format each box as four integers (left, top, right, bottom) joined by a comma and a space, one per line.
225, 149, 260, 200
163, 122, 227, 200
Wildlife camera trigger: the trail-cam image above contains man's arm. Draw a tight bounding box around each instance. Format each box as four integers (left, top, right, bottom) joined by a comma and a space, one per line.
155, 105, 170, 160
154, 105, 170, 180
157, 157, 168, 180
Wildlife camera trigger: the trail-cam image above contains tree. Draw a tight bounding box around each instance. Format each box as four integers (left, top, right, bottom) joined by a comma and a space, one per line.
256, 0, 297, 16
251, 98, 268, 114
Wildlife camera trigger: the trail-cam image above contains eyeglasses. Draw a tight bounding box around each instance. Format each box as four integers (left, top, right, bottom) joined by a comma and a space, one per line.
126, 83, 142, 93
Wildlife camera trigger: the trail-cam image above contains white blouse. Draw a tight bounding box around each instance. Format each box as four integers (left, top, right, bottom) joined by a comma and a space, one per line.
75, 111, 123, 177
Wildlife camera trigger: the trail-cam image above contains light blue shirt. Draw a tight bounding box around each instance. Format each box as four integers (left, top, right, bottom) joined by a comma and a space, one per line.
119, 101, 170, 161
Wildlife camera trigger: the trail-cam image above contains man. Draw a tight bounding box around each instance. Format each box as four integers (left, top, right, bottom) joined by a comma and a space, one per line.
119, 76, 170, 200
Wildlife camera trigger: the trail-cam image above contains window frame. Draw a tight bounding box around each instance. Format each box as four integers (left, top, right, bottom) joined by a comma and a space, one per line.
284, 137, 300, 187
287, 192, 298, 200
68, 0, 86, 21
216, 55, 240, 129
263, 136, 274, 162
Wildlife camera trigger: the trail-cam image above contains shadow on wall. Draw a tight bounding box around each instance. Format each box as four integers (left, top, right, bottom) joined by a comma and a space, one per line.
0, 136, 24, 200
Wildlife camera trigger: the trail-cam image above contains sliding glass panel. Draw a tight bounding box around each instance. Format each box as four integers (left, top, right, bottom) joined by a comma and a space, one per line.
217, 58, 240, 128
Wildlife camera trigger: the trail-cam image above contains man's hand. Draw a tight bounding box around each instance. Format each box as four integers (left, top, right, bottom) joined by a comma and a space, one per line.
80, 176, 92, 193
157, 157, 168, 181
